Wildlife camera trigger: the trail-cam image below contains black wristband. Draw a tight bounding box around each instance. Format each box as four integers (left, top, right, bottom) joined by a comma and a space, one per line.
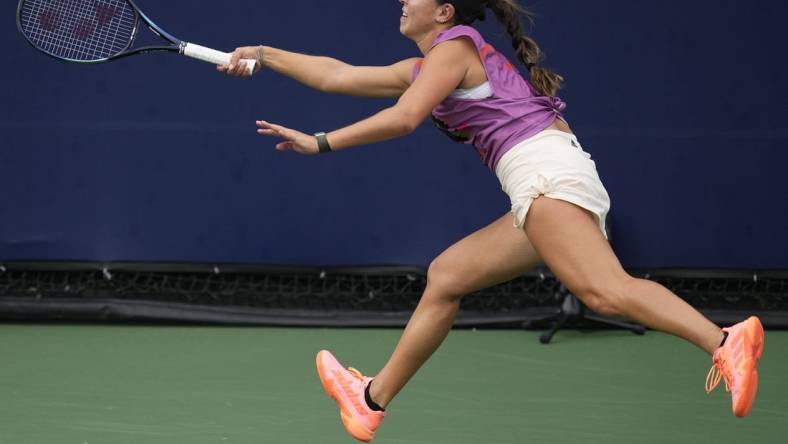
314, 132, 332, 153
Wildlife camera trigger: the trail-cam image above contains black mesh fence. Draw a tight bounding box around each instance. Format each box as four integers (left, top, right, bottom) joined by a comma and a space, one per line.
1, 264, 786, 327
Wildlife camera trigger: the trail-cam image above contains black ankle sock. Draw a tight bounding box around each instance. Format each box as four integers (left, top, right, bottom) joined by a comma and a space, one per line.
720, 331, 729, 347
364, 381, 385, 412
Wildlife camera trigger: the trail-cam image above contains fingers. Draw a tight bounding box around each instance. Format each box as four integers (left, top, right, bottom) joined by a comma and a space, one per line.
227, 60, 243, 76
256, 120, 287, 138
276, 141, 295, 151
256, 120, 286, 134
219, 49, 239, 76
234, 60, 251, 77
244, 59, 258, 75
256, 121, 301, 153
229, 48, 242, 68
220, 47, 255, 77
228, 48, 245, 76
254, 121, 316, 155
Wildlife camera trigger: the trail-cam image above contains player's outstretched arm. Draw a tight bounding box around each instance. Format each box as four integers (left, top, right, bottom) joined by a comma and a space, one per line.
254, 39, 474, 155
219, 46, 418, 98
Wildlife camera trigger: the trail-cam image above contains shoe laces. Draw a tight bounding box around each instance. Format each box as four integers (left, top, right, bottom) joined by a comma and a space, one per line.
348, 367, 368, 383
706, 355, 732, 394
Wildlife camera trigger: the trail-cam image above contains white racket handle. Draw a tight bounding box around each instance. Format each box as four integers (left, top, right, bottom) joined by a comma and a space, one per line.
182, 42, 256, 75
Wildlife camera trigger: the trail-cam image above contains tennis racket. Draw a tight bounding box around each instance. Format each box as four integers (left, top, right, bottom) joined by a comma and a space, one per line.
16, 0, 256, 74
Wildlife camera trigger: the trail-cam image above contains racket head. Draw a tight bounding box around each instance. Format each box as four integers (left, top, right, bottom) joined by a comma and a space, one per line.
17, 0, 141, 63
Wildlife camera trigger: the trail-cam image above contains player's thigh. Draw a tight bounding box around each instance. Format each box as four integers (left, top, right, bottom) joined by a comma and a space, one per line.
427, 212, 542, 298
524, 197, 631, 307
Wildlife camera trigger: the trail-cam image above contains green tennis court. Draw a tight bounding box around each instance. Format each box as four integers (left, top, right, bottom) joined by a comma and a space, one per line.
1, 325, 784, 443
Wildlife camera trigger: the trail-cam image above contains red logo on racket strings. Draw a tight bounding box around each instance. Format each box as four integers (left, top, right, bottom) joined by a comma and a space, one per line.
94, 2, 119, 28
74, 18, 95, 40
39, 9, 59, 32
72, 2, 119, 40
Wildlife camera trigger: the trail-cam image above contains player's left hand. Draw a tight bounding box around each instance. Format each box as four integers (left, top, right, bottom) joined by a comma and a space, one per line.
256, 120, 319, 155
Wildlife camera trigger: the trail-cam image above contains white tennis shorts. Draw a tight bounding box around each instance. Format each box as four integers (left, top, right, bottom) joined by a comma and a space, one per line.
495, 130, 610, 236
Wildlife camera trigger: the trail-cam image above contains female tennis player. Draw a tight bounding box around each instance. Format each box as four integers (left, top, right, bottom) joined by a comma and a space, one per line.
219, 0, 765, 441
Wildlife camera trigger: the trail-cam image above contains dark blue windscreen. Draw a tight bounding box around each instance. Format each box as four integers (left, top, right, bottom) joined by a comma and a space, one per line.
2, 0, 786, 268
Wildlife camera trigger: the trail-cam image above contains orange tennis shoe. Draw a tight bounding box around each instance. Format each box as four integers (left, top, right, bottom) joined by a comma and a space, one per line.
705, 316, 765, 417
316, 350, 386, 442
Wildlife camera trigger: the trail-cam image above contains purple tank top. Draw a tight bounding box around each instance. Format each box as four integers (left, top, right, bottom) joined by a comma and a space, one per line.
412, 25, 566, 170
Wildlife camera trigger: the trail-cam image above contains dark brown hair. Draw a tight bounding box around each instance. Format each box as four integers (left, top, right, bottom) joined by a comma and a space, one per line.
438, 0, 564, 97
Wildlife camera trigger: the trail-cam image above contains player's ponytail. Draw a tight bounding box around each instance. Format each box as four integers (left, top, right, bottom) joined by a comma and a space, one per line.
443, 0, 564, 97
440, 0, 563, 96
486, 0, 563, 97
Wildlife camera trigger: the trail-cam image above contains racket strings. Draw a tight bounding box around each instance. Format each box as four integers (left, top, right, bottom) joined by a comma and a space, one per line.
19, 0, 137, 61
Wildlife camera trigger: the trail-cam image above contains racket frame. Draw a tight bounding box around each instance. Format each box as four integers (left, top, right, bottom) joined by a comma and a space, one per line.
16, 0, 251, 71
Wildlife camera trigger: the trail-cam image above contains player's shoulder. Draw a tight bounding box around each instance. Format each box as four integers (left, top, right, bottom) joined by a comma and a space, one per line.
423, 37, 478, 69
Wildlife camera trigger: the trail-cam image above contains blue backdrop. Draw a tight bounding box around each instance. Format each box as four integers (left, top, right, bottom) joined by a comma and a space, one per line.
1, 0, 786, 268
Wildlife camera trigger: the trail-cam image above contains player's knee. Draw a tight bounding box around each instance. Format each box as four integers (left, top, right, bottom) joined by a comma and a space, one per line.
575, 277, 632, 317
425, 257, 469, 302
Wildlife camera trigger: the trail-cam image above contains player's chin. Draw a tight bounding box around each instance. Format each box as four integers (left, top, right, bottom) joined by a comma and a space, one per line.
399, 25, 418, 40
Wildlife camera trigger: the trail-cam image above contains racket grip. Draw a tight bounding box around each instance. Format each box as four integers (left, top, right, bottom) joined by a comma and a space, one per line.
182, 42, 256, 75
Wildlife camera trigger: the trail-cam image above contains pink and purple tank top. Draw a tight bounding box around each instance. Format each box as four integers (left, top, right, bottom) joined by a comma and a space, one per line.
412, 25, 566, 171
